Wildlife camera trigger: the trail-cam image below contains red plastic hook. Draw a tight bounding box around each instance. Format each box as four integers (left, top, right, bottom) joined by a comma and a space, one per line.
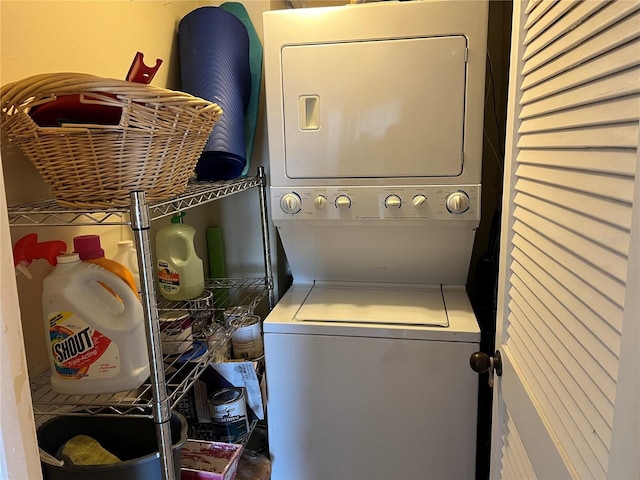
126, 52, 163, 84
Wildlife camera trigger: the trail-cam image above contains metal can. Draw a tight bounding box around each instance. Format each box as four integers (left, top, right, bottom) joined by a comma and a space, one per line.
223, 304, 254, 326
159, 311, 192, 355
208, 387, 249, 443
230, 314, 264, 360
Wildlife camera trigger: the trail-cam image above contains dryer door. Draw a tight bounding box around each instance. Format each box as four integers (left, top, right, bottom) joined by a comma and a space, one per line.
281, 35, 467, 179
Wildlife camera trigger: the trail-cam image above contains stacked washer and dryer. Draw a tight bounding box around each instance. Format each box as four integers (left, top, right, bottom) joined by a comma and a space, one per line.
261, 1, 488, 479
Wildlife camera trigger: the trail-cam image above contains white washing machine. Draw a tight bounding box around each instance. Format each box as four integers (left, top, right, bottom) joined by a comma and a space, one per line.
262, 1, 488, 479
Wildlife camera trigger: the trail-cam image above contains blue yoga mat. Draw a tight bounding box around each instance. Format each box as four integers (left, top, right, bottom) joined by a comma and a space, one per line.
179, 7, 251, 181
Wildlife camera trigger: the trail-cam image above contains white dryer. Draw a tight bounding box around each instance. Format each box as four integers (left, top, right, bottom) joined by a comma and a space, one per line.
262, 1, 488, 479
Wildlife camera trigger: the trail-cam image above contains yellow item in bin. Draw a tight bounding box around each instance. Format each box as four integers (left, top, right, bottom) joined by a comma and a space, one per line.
60, 435, 121, 466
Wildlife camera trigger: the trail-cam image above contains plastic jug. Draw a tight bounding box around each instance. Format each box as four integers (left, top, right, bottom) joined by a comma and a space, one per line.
156, 213, 205, 301
73, 235, 139, 298
43, 253, 150, 394
112, 239, 141, 294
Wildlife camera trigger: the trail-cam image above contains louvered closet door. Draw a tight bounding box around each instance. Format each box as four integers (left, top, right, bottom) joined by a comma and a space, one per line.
492, 1, 640, 479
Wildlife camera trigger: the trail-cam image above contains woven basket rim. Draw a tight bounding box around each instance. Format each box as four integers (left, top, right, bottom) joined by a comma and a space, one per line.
0, 72, 223, 208
1, 72, 222, 135
1, 72, 214, 105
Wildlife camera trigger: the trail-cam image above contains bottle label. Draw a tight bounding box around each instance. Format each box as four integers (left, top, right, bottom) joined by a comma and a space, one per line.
158, 259, 180, 294
49, 311, 120, 379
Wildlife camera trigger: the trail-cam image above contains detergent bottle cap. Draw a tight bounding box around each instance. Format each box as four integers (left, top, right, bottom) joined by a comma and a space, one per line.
171, 212, 186, 224
73, 235, 105, 260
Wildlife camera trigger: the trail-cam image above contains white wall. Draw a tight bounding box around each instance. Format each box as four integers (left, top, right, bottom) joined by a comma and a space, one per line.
0, 157, 41, 480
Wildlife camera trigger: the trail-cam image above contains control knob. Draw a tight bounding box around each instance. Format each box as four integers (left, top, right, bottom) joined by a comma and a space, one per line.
335, 195, 351, 208
412, 194, 428, 207
385, 194, 402, 209
446, 191, 470, 214
280, 192, 302, 214
315, 195, 327, 209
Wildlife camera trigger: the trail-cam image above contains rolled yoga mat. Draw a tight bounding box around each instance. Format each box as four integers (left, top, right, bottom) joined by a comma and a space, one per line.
220, 2, 263, 176
179, 7, 251, 181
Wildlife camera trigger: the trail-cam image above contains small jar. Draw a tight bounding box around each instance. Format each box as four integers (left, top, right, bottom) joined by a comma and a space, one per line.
187, 290, 215, 338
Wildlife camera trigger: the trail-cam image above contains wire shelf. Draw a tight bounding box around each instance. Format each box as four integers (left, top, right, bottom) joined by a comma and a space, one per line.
12, 167, 272, 480
7, 176, 261, 226
30, 277, 268, 418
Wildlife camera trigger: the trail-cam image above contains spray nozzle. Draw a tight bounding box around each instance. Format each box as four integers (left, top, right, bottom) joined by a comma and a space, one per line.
13, 233, 67, 278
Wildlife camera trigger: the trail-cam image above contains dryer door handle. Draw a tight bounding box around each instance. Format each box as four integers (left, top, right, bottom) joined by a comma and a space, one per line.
299, 95, 320, 130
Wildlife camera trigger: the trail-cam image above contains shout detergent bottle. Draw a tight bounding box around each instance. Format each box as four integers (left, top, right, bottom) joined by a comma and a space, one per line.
43, 253, 149, 394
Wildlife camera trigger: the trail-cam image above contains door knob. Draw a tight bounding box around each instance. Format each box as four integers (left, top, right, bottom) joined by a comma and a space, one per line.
470, 350, 502, 387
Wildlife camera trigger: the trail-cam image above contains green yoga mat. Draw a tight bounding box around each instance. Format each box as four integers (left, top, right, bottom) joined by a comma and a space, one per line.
220, 2, 263, 176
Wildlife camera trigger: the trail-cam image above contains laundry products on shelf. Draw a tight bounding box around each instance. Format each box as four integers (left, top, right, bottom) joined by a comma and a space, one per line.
112, 239, 141, 294
156, 212, 205, 301
73, 234, 139, 298
43, 253, 149, 394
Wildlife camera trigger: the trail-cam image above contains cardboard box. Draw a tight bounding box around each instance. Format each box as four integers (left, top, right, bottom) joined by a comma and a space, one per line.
181, 440, 243, 480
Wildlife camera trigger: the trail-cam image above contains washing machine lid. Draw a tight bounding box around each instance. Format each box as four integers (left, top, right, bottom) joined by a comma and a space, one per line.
294, 283, 449, 327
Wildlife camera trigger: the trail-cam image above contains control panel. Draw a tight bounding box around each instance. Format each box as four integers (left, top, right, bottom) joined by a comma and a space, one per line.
271, 185, 480, 222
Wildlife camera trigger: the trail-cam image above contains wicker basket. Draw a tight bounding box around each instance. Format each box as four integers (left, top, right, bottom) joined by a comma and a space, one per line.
1, 72, 222, 208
